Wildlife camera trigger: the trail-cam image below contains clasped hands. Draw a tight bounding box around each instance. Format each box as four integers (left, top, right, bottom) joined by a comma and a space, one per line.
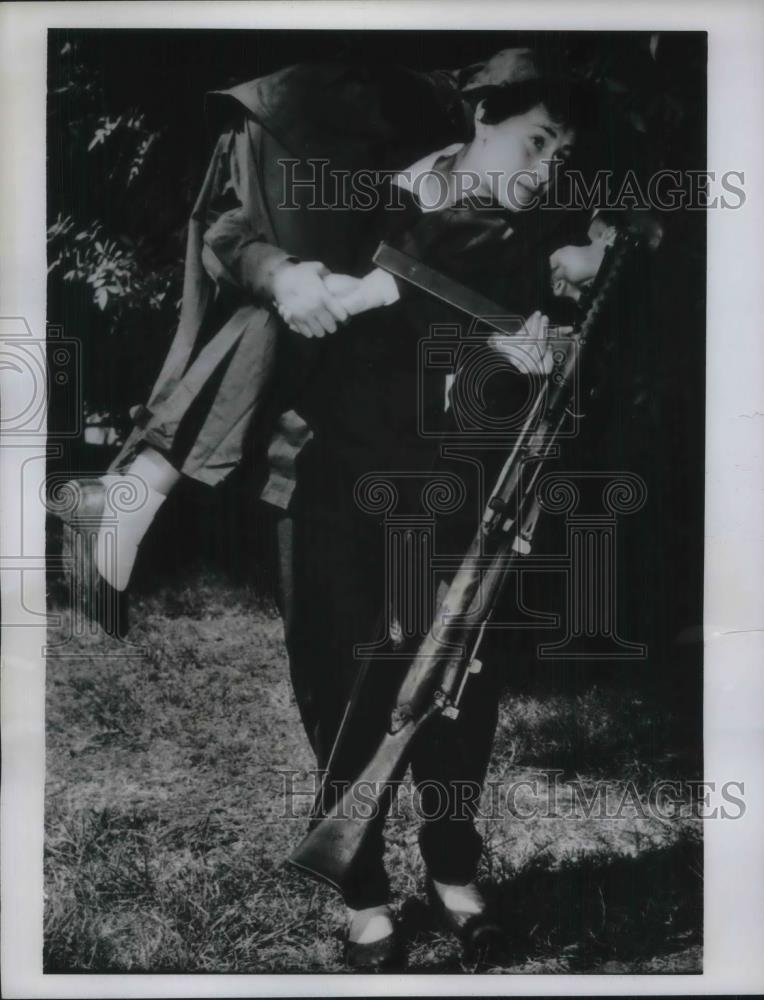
272, 260, 390, 339
272, 259, 566, 378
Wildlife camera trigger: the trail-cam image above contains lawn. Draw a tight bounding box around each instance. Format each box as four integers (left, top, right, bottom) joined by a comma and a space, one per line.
44, 571, 702, 974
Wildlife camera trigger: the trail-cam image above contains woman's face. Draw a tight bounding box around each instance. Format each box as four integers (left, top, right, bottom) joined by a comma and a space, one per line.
470, 102, 576, 211
549, 216, 617, 302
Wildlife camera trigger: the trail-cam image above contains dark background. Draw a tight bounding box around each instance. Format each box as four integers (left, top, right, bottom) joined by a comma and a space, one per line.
46, 29, 707, 759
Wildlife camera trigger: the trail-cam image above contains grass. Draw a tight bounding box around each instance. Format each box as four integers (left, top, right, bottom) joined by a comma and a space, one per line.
44, 570, 702, 973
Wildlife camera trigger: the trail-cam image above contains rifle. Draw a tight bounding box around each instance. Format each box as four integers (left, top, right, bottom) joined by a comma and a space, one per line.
289, 230, 642, 894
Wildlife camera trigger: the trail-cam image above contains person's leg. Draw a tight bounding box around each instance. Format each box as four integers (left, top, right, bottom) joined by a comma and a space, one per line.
94, 341, 230, 592
96, 306, 278, 591
411, 648, 504, 890
173, 310, 279, 486
276, 446, 394, 923
97, 447, 180, 591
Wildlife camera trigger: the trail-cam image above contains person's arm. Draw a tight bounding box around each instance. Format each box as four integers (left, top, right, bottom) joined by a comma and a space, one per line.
317, 181, 443, 316
202, 207, 293, 302
322, 267, 401, 315
200, 121, 347, 337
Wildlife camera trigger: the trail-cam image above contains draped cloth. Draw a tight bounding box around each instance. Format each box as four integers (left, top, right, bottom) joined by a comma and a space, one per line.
107, 61, 472, 502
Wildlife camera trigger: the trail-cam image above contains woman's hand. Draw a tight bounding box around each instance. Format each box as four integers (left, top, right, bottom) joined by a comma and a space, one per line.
323, 269, 400, 317
489, 311, 560, 376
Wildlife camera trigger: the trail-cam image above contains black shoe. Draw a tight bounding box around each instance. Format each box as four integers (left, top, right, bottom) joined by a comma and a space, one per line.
54, 477, 129, 638
425, 877, 502, 958
343, 908, 405, 971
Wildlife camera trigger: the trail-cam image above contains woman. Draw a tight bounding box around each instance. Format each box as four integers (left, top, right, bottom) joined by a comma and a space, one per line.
274, 79, 610, 968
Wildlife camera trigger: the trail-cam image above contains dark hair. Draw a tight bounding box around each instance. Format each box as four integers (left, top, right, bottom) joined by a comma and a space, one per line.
469, 76, 603, 137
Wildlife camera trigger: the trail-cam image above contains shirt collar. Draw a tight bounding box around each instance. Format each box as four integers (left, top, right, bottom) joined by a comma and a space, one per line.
393, 143, 465, 213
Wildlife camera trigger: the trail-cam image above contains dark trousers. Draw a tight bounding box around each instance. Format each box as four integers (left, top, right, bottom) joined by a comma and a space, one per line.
273, 441, 503, 909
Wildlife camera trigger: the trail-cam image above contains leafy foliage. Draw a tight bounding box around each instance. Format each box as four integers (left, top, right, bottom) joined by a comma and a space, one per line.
48, 38, 188, 423
48, 215, 180, 318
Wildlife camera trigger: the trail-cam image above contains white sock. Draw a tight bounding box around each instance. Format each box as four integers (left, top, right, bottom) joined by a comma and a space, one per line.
96, 473, 167, 591
346, 904, 394, 944
431, 879, 484, 915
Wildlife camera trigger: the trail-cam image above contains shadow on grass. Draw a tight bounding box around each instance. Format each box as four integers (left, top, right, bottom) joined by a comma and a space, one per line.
398, 837, 702, 973
491, 687, 702, 784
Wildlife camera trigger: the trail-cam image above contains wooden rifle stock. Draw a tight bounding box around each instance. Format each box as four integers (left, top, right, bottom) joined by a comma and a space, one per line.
288, 696, 445, 892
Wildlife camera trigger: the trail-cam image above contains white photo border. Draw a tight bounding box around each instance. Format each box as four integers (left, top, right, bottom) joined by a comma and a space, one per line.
1, 1, 762, 996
